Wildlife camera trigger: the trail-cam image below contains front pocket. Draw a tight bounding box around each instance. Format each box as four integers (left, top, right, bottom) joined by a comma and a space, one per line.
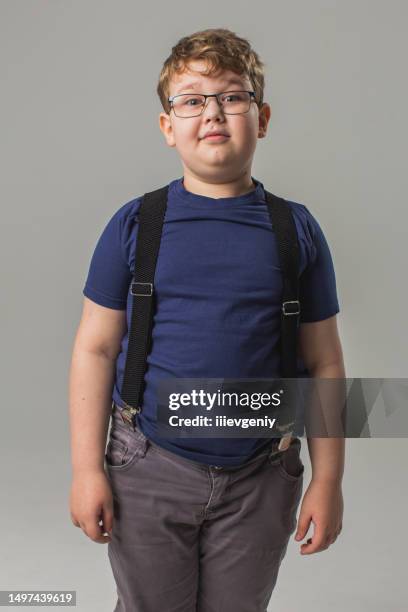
105, 436, 145, 470
106, 438, 129, 467
278, 446, 304, 481
105, 411, 149, 471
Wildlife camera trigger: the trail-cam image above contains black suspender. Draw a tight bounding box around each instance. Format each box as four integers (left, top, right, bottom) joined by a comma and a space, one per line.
120, 185, 301, 435
264, 190, 301, 378
120, 186, 168, 426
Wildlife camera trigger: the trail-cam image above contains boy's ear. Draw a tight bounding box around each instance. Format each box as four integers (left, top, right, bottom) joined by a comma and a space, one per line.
258, 102, 271, 139
159, 112, 176, 147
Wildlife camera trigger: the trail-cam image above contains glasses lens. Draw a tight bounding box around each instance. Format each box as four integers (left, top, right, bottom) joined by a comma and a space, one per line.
173, 94, 206, 117
220, 91, 251, 114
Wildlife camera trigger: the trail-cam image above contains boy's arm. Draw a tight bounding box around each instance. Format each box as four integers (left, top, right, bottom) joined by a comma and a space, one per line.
297, 314, 346, 482
295, 314, 345, 554
305, 363, 345, 485
69, 297, 127, 473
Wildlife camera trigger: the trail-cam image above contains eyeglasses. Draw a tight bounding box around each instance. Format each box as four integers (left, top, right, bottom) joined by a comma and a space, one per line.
167, 90, 257, 118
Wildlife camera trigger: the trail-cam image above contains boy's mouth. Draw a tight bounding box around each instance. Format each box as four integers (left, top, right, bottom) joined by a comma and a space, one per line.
201, 131, 230, 142
204, 135, 229, 142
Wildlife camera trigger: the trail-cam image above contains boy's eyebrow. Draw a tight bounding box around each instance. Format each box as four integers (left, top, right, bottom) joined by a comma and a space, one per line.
173, 77, 247, 95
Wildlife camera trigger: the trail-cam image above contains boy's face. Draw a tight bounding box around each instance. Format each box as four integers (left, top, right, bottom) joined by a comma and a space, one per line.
159, 60, 271, 182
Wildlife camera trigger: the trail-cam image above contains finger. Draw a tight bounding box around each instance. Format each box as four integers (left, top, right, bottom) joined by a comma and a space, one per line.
98, 518, 113, 541
85, 521, 111, 544
294, 513, 311, 541
324, 533, 334, 547
70, 511, 80, 527
312, 534, 331, 552
334, 526, 342, 540
300, 538, 326, 554
101, 505, 114, 536
300, 523, 327, 554
79, 521, 95, 539
79, 521, 88, 537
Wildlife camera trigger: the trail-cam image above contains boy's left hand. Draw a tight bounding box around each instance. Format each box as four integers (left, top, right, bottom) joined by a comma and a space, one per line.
294, 479, 343, 554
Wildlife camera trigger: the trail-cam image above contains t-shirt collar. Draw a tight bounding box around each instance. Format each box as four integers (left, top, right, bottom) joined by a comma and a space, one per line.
171, 176, 266, 207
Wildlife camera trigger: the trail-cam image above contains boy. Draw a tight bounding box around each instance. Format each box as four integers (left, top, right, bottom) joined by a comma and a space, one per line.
69, 28, 345, 612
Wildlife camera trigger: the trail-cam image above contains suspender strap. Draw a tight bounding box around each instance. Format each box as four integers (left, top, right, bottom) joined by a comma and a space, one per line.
120, 185, 169, 412
264, 190, 301, 378
264, 190, 301, 446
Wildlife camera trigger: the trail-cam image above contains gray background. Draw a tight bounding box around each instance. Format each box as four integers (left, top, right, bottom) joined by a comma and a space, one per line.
1, 0, 407, 610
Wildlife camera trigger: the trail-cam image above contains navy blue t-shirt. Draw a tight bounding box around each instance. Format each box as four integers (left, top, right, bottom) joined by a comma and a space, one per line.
83, 176, 340, 466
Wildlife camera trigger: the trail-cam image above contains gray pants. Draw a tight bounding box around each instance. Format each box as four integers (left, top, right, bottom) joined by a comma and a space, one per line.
106, 404, 304, 612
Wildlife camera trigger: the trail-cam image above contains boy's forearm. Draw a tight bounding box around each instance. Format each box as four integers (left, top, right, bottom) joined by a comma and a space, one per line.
306, 362, 346, 484
307, 437, 345, 484
69, 348, 116, 474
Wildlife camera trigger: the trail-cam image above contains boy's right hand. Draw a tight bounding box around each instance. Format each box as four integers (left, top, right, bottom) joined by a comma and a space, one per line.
69, 469, 114, 544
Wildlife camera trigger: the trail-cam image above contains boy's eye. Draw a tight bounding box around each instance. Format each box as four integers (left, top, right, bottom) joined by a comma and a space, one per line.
222, 93, 246, 103
183, 97, 204, 107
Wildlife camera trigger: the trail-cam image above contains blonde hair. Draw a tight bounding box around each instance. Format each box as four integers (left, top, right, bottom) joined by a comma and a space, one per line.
157, 28, 265, 114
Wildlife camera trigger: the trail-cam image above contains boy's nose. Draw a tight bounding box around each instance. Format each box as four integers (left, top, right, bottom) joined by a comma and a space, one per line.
202, 97, 225, 118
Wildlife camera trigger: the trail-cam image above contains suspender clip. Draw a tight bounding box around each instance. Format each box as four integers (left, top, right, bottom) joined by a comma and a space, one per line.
282, 300, 300, 316
131, 282, 153, 296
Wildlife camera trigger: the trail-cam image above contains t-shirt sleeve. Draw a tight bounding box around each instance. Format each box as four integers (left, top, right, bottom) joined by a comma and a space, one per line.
82, 201, 137, 310
298, 206, 340, 323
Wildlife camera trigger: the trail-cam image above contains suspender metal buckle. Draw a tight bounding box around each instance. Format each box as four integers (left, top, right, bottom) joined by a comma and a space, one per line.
282, 300, 300, 316
121, 404, 141, 430
130, 282, 153, 296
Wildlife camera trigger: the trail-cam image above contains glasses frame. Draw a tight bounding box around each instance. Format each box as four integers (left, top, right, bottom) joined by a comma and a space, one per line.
167, 90, 257, 118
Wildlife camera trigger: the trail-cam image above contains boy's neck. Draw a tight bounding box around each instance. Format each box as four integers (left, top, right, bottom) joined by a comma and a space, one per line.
182, 172, 256, 199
